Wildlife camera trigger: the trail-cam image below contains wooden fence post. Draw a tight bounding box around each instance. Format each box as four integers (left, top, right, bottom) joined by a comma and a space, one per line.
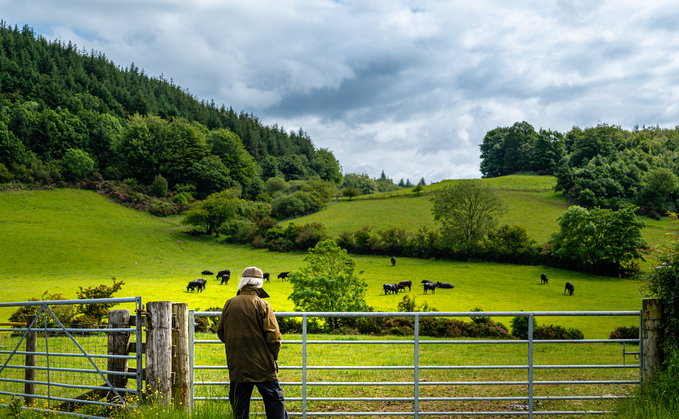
146, 301, 173, 405
24, 315, 36, 407
108, 309, 130, 403
642, 298, 664, 385
172, 303, 191, 411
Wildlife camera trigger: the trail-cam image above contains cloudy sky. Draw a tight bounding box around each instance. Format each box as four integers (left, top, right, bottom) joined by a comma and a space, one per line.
3, 0, 679, 182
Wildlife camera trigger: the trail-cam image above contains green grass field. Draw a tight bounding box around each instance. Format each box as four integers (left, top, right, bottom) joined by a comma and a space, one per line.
299, 175, 670, 246
0, 187, 652, 338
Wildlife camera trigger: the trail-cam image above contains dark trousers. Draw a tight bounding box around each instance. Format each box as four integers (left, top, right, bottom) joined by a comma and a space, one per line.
229, 380, 290, 419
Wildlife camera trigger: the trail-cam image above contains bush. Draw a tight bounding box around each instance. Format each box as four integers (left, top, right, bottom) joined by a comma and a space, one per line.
150, 174, 168, 197
609, 326, 639, 341
470, 307, 490, 325
534, 324, 584, 340
510, 314, 538, 339
195, 307, 222, 333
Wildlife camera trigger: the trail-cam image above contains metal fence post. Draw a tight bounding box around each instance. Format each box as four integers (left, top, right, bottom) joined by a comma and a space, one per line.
189, 310, 195, 408
24, 315, 36, 407
302, 314, 308, 419
414, 314, 419, 419
528, 314, 534, 419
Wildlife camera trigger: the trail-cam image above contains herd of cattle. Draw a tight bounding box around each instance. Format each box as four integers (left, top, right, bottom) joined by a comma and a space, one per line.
186, 269, 291, 292
185, 259, 576, 298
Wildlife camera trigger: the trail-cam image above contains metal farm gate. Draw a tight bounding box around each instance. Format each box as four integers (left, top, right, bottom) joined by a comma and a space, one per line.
190, 310, 642, 418
0, 297, 144, 418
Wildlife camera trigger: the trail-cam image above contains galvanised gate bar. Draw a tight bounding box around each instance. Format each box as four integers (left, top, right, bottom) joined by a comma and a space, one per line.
190, 310, 642, 418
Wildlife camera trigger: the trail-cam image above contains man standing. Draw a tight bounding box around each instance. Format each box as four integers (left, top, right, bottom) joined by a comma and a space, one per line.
217, 267, 289, 419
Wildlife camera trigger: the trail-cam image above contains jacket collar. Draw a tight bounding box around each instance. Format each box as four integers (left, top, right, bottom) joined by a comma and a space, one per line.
237, 285, 270, 298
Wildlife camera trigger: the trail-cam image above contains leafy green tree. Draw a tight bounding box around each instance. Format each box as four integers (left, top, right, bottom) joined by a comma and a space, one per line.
208, 128, 258, 198
503, 122, 536, 174
641, 167, 678, 213
62, 148, 94, 181
343, 173, 378, 194
181, 189, 242, 236
271, 194, 305, 218
288, 240, 368, 330
76, 277, 125, 323
342, 187, 362, 200
531, 129, 565, 173
548, 205, 647, 274
150, 174, 168, 198
479, 127, 509, 178
0, 122, 29, 168
418, 177, 426, 186
510, 314, 538, 340
432, 180, 506, 255
568, 124, 623, 168
186, 156, 232, 199
310, 148, 343, 185
266, 177, 288, 195
278, 154, 308, 181
411, 184, 424, 196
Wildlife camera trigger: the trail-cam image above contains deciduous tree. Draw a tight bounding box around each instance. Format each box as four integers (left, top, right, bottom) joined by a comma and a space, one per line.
181, 189, 242, 236
288, 240, 368, 330
432, 180, 506, 255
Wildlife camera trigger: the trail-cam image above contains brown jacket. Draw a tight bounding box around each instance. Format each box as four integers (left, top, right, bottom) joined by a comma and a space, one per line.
217, 286, 281, 383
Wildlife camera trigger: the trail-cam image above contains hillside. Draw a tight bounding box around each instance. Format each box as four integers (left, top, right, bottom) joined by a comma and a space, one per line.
0, 23, 342, 199
0, 188, 648, 337
297, 174, 670, 246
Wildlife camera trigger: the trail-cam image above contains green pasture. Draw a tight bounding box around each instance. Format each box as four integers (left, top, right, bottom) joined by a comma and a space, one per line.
343, 173, 558, 201
0, 188, 648, 338
298, 178, 669, 247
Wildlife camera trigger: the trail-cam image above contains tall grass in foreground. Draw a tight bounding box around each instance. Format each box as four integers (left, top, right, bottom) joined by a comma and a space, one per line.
610, 351, 679, 419
0, 396, 236, 419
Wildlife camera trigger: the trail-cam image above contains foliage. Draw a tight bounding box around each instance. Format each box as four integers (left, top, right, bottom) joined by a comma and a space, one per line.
533, 324, 584, 340
75, 277, 125, 323
181, 189, 242, 236
642, 212, 679, 353
612, 351, 679, 419
510, 314, 538, 340
8, 291, 76, 326
609, 326, 639, 341
288, 240, 368, 330
342, 187, 362, 200
149, 174, 168, 198
0, 23, 342, 206
343, 173, 378, 195
411, 184, 423, 196
62, 148, 94, 181
469, 307, 490, 325
549, 205, 647, 275
432, 179, 506, 255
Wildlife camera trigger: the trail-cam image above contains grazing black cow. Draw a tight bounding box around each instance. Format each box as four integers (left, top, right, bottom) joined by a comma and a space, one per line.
187, 279, 205, 292
383, 283, 403, 295
217, 270, 230, 280
201, 270, 214, 276
195, 278, 207, 291
263, 272, 270, 283
220, 274, 230, 285
564, 282, 574, 296
383, 283, 397, 295
391, 257, 396, 267
423, 282, 437, 294
399, 280, 412, 292
541, 273, 548, 284
436, 282, 454, 289
278, 271, 291, 281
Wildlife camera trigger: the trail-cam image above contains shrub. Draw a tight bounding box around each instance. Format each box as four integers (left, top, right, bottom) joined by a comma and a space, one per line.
277, 316, 303, 334
0, 163, 14, 183
149, 174, 168, 198
510, 314, 538, 339
609, 326, 639, 341
470, 307, 490, 325
534, 324, 584, 340
195, 307, 222, 333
